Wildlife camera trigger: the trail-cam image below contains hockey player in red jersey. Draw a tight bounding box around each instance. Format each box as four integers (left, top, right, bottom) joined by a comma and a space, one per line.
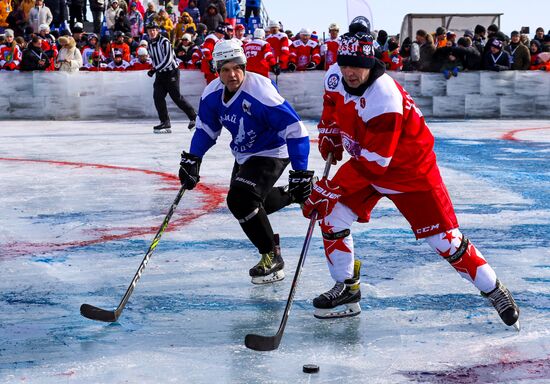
243, 28, 280, 78
321, 23, 340, 69
196, 24, 226, 84
107, 49, 130, 71
302, 24, 520, 330
266, 20, 289, 70
288, 28, 320, 71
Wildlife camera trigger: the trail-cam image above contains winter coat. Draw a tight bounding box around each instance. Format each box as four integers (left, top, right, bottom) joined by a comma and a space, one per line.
505, 42, 530, 70
201, 10, 222, 32
28, 4, 53, 33
0, 0, 11, 28
44, 0, 67, 25
184, 5, 199, 24
418, 40, 436, 72
89, 0, 106, 12
452, 45, 481, 70
225, 0, 240, 19
55, 37, 83, 72
7, 7, 27, 36
105, 5, 122, 29
20, 44, 51, 71
208, 0, 226, 20
483, 49, 511, 71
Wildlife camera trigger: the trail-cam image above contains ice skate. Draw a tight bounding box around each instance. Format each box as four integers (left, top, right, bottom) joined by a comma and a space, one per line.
313, 260, 361, 319
481, 279, 520, 331
153, 121, 172, 134
249, 234, 285, 284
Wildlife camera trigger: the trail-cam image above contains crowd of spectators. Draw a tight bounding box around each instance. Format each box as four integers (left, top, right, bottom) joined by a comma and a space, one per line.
0, 0, 549, 79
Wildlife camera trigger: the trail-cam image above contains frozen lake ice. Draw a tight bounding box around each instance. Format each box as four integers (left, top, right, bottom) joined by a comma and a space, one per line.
0, 119, 549, 383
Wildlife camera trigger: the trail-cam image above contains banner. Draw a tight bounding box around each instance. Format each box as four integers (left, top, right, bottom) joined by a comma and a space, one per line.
346, 0, 374, 32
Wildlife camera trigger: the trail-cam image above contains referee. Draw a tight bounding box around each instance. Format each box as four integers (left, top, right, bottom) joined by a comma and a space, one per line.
146, 22, 197, 134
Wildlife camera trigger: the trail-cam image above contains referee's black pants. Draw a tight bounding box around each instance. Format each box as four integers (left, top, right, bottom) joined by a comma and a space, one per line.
153, 69, 196, 123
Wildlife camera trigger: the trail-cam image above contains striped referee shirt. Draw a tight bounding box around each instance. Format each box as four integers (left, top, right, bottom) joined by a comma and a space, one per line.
148, 35, 177, 72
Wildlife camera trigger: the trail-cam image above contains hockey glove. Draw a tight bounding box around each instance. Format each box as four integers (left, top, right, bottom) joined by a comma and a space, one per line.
179, 151, 202, 190
288, 169, 315, 204
318, 124, 343, 164
306, 61, 317, 70
271, 63, 281, 75
287, 62, 296, 72
302, 178, 341, 219
147, 68, 156, 77
209, 61, 216, 73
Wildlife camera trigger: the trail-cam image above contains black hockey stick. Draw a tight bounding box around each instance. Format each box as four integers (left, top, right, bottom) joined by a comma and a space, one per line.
80, 185, 187, 322
245, 154, 333, 351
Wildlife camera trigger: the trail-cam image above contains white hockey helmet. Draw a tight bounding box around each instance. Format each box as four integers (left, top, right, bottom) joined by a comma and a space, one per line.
253, 28, 265, 39
268, 20, 280, 29
299, 28, 311, 36
213, 39, 247, 70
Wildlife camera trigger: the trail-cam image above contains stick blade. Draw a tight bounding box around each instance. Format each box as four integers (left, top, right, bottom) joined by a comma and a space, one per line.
244, 333, 281, 351
80, 303, 118, 322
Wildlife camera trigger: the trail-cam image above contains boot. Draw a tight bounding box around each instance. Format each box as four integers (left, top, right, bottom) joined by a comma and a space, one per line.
481, 279, 520, 330
249, 234, 285, 284
313, 259, 361, 319
153, 121, 172, 134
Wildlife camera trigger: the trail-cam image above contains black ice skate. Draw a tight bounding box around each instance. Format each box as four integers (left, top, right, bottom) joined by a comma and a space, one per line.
313, 260, 361, 319
153, 121, 172, 134
249, 234, 285, 284
481, 279, 520, 331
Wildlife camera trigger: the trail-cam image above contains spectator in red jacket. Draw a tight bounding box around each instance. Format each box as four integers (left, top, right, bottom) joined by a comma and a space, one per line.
0, 29, 22, 70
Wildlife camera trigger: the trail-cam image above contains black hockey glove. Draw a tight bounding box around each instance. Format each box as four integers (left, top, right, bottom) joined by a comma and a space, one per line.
209, 61, 216, 73
179, 151, 202, 190
271, 63, 281, 75
306, 62, 316, 70
288, 170, 315, 204
287, 62, 296, 72
147, 68, 156, 77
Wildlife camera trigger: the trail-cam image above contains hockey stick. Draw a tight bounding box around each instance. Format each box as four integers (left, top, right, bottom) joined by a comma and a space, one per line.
80, 185, 187, 322
244, 153, 333, 351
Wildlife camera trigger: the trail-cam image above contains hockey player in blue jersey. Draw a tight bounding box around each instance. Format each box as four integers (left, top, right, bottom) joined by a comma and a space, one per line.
178, 40, 315, 284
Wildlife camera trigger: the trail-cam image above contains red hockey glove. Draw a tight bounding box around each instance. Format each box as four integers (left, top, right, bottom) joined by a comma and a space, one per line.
302, 178, 341, 220
4, 62, 17, 71
318, 124, 343, 164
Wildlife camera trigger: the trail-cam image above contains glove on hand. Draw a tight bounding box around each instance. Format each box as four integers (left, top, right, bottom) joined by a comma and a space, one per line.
306, 61, 317, 70
318, 125, 343, 164
288, 170, 315, 204
271, 63, 281, 75
287, 62, 296, 72
147, 68, 156, 77
179, 151, 202, 190
302, 178, 341, 219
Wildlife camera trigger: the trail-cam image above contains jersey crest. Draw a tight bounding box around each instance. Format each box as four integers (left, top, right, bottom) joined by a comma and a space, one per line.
327, 73, 340, 90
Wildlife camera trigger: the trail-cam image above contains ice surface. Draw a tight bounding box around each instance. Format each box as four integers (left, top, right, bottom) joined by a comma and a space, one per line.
0, 119, 549, 383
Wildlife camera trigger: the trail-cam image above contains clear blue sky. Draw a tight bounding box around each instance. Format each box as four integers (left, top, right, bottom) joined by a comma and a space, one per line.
264, 0, 549, 38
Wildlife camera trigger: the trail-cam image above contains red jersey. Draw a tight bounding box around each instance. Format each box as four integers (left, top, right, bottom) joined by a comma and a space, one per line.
321, 37, 339, 69
289, 39, 320, 70
243, 39, 276, 77
107, 60, 130, 71
199, 33, 220, 83
266, 32, 289, 69
0, 44, 22, 69
128, 57, 153, 70
380, 50, 403, 71
320, 63, 442, 201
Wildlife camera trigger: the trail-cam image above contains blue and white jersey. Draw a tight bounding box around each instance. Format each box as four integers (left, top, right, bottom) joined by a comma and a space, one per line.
189, 72, 310, 170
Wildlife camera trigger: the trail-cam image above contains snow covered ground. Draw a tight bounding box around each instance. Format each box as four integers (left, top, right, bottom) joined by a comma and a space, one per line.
0, 119, 549, 383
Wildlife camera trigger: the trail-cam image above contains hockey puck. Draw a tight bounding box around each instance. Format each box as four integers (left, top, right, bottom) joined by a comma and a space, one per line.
303, 364, 320, 374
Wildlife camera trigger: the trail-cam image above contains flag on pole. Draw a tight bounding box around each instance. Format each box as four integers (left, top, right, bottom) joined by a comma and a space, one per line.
346, 0, 373, 32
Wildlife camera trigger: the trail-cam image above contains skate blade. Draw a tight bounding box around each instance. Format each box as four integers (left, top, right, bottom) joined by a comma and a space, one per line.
251, 270, 285, 285
512, 320, 521, 332
154, 129, 172, 134
314, 302, 361, 319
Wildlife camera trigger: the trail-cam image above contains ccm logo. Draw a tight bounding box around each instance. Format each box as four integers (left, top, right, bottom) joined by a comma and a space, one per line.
290, 177, 311, 183
313, 184, 340, 199
416, 224, 440, 234
181, 159, 196, 164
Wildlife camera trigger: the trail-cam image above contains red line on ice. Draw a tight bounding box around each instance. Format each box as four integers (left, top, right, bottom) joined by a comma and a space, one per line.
0, 157, 227, 257
501, 127, 550, 141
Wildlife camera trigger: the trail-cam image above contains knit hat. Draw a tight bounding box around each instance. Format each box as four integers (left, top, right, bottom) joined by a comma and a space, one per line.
474, 24, 486, 34
137, 47, 148, 56
139, 39, 148, 47
511, 30, 519, 37
39, 24, 50, 32
387, 38, 399, 52
490, 39, 503, 49
73, 22, 84, 33
235, 24, 245, 31
337, 31, 375, 69
181, 33, 192, 41
4, 29, 14, 38
463, 29, 474, 38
